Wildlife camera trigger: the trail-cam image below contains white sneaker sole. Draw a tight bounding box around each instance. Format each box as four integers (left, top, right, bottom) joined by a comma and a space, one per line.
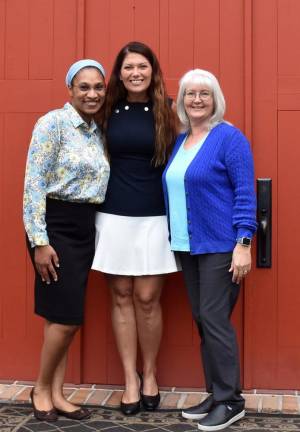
197, 409, 245, 431
182, 411, 208, 420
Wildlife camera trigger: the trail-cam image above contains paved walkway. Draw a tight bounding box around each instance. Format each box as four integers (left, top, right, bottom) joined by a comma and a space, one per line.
0, 381, 299, 414
2, 404, 300, 432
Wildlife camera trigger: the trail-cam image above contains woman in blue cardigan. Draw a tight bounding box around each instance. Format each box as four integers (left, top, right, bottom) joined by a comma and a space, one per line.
162, 69, 256, 432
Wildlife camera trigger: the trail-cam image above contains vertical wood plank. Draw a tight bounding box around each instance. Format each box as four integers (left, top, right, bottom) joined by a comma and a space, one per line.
158, 0, 170, 76
277, 111, 300, 387
194, 0, 220, 73
0, 113, 3, 340
0, 0, 5, 79
220, 0, 244, 128
1, 113, 36, 344
157, 0, 177, 98
278, 0, 300, 76
51, 0, 79, 107
76, 0, 85, 58
245, 0, 278, 389
85, 0, 111, 71
242, 0, 253, 388
158, 275, 205, 387
29, 0, 54, 79
160, 0, 195, 97
5, 0, 29, 79
82, 273, 109, 383
109, 0, 135, 59
133, 0, 159, 52
244, 0, 253, 142
168, 0, 194, 78
275, 0, 300, 388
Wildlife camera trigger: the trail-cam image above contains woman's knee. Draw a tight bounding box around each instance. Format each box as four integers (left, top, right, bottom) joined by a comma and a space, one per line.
108, 276, 134, 306
45, 322, 80, 345
134, 289, 161, 314
55, 323, 79, 338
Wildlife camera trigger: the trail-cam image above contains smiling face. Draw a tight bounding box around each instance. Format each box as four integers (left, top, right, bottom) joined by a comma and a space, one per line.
183, 83, 214, 126
68, 67, 106, 123
120, 52, 152, 102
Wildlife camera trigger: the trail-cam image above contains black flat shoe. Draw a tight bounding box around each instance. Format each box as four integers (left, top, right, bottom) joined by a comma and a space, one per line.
141, 391, 160, 411
30, 388, 58, 422
120, 400, 141, 416
56, 407, 91, 420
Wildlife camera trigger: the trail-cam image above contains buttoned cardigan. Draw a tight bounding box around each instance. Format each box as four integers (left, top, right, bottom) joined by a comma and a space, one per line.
162, 122, 257, 254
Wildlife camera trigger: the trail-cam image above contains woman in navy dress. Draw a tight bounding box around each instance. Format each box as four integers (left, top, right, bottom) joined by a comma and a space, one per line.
92, 41, 178, 415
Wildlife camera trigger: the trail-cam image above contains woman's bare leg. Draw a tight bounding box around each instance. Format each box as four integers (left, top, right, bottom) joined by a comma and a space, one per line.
32, 321, 78, 411
51, 351, 83, 412
107, 275, 140, 403
134, 275, 164, 395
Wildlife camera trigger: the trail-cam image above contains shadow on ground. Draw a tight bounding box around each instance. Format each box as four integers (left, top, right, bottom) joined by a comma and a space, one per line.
1, 403, 300, 432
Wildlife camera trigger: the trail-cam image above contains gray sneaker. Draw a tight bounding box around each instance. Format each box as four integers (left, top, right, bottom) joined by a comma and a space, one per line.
182, 395, 214, 420
197, 403, 245, 431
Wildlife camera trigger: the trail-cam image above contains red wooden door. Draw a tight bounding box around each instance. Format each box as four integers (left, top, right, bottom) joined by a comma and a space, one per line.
1, 0, 299, 390
244, 0, 300, 389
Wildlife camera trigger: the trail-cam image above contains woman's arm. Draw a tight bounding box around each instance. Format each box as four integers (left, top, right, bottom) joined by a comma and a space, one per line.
225, 128, 257, 283
23, 114, 60, 282
23, 114, 59, 247
225, 128, 257, 238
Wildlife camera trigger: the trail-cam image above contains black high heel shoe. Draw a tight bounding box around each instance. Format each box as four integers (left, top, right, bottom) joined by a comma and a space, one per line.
120, 399, 140, 416
120, 374, 142, 416
141, 392, 161, 411
140, 375, 161, 411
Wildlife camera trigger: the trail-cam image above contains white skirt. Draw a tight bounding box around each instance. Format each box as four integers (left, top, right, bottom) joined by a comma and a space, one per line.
92, 212, 180, 276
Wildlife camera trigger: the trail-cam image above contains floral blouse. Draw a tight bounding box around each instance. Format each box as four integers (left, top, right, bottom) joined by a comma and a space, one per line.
23, 102, 110, 247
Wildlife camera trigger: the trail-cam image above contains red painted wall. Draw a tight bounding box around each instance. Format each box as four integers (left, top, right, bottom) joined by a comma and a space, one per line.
0, 0, 299, 389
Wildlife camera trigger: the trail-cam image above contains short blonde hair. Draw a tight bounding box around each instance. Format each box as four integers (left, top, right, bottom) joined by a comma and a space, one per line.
177, 69, 226, 130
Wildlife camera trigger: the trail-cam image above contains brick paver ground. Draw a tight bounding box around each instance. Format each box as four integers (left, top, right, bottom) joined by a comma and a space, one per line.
0, 381, 299, 414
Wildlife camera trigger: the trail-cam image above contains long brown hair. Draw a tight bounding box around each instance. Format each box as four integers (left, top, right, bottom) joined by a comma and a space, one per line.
100, 41, 176, 166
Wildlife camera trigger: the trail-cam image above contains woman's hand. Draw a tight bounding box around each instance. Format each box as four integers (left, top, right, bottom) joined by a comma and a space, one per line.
34, 245, 60, 284
229, 243, 251, 284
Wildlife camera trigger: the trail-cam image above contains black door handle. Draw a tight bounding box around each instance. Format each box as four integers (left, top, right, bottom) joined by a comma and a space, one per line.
257, 179, 272, 268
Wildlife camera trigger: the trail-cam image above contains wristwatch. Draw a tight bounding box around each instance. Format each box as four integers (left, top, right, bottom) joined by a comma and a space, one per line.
237, 237, 251, 247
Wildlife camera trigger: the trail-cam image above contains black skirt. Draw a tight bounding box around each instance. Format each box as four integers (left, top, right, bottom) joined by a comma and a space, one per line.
27, 198, 96, 325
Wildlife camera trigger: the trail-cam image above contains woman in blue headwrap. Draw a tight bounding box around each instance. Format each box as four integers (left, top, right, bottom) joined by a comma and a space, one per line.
23, 59, 110, 421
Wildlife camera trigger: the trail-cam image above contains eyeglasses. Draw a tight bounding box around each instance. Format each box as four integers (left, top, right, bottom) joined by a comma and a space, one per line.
72, 84, 106, 94
184, 90, 212, 100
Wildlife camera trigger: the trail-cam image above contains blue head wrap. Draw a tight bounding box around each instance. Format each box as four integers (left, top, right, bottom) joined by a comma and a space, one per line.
65, 59, 106, 87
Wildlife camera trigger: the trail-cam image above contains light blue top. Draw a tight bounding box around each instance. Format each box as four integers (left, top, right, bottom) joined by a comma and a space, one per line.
165, 134, 207, 251
23, 102, 110, 247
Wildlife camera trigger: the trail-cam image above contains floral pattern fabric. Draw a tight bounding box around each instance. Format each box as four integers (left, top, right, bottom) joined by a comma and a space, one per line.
23, 102, 110, 247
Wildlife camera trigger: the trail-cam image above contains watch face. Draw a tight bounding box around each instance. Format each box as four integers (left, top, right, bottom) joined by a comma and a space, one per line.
240, 237, 251, 245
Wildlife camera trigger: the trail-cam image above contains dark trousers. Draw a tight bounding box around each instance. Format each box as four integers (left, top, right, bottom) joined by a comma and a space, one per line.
178, 252, 244, 405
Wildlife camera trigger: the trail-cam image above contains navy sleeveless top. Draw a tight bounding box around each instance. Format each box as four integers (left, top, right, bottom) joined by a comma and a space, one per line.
99, 100, 166, 216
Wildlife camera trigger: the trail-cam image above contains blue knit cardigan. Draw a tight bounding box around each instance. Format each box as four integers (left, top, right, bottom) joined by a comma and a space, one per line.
162, 122, 257, 254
